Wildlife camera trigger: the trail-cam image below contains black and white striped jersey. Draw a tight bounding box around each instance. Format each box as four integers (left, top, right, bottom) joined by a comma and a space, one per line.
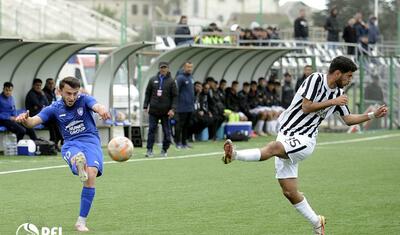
278, 72, 350, 138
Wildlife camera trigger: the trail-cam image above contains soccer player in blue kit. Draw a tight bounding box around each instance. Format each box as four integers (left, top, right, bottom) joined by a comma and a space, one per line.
16, 76, 111, 232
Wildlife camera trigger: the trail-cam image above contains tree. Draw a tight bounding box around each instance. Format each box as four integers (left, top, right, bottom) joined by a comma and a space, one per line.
94, 5, 117, 20
312, 0, 398, 41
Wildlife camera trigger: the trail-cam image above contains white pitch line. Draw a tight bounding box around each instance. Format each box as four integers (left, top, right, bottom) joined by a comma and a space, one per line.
316, 133, 400, 146
0, 152, 222, 175
1, 133, 400, 175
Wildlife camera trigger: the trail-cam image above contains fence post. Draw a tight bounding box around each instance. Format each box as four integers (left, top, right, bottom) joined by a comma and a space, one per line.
389, 57, 394, 129
359, 56, 365, 129
311, 56, 316, 71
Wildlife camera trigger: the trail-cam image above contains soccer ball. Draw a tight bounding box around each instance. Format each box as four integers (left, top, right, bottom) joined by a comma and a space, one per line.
107, 136, 134, 162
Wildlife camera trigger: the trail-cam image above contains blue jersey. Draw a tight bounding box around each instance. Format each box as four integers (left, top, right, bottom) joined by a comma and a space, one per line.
38, 95, 100, 142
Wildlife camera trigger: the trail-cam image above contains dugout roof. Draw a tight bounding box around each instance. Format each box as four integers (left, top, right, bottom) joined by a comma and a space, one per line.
0, 38, 97, 108
140, 45, 294, 108
91, 42, 154, 109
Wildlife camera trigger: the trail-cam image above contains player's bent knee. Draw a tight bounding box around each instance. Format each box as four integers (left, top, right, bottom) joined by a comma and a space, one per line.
266, 141, 284, 155
84, 168, 98, 187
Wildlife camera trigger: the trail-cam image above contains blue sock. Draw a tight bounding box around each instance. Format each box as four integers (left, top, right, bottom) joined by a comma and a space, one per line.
79, 187, 95, 218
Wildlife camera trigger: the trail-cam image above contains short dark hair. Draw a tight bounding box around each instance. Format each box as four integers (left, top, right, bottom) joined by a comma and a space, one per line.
243, 82, 250, 86
32, 78, 42, 85
220, 79, 227, 84
194, 81, 201, 86
250, 81, 257, 86
59, 76, 81, 90
304, 65, 313, 69
3, 82, 13, 89
45, 78, 54, 83
232, 81, 239, 86
205, 77, 216, 83
258, 77, 265, 82
329, 56, 358, 74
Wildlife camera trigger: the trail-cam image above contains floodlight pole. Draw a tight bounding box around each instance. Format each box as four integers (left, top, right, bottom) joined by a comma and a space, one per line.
120, 0, 128, 45
389, 57, 394, 129
398, 0, 400, 54
257, 0, 263, 25
374, 0, 378, 25
0, 0, 2, 35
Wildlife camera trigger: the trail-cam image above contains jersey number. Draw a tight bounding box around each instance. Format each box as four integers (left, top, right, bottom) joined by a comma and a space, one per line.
286, 137, 301, 147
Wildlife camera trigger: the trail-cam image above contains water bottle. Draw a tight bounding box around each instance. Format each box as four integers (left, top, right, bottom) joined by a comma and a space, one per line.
9, 134, 18, 156
2, 133, 17, 156
2, 135, 9, 156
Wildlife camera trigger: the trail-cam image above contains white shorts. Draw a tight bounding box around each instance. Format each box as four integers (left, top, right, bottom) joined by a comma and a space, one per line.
274, 132, 316, 179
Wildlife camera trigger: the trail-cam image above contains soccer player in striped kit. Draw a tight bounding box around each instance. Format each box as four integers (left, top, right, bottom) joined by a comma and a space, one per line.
222, 56, 388, 234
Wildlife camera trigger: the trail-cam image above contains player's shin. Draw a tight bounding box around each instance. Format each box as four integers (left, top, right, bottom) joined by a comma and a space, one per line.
79, 186, 96, 220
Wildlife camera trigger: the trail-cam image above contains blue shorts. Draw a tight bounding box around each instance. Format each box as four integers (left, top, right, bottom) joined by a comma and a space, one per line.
61, 139, 103, 177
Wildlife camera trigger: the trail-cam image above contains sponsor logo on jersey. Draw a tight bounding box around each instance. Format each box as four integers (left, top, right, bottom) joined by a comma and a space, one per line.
77, 107, 84, 116
65, 120, 86, 135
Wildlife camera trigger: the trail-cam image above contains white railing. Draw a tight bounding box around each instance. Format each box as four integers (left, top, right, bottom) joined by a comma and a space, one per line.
1, 0, 138, 42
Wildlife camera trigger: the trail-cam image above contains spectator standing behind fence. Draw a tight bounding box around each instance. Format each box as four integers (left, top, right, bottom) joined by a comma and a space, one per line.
368, 16, 380, 45
144, 62, 177, 157
342, 18, 357, 55
43, 78, 63, 151
174, 15, 193, 46
294, 9, 309, 41
25, 78, 49, 117
295, 65, 313, 92
354, 12, 368, 42
281, 72, 295, 109
324, 7, 339, 49
175, 61, 194, 149
0, 82, 37, 142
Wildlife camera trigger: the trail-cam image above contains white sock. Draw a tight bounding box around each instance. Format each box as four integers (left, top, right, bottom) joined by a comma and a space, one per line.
234, 148, 261, 161
293, 197, 320, 227
267, 120, 278, 134
255, 120, 265, 133
77, 216, 87, 225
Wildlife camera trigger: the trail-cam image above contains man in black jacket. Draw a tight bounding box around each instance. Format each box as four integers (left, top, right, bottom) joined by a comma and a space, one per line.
281, 72, 295, 109
42, 78, 63, 150
294, 9, 308, 41
342, 18, 357, 55
25, 78, 49, 117
324, 7, 339, 49
144, 62, 178, 157
174, 15, 193, 46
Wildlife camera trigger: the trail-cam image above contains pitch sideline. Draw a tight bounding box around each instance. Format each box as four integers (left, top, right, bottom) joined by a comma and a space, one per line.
1, 133, 399, 175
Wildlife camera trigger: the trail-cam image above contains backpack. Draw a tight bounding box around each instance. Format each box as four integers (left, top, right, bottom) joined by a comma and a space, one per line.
34, 138, 57, 155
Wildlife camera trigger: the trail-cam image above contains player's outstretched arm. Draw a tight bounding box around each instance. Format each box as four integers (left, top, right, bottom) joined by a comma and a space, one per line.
15, 111, 43, 128
92, 103, 111, 120
302, 95, 348, 113
341, 105, 388, 126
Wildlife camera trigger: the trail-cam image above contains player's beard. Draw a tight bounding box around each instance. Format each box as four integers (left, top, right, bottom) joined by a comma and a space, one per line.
63, 97, 76, 107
